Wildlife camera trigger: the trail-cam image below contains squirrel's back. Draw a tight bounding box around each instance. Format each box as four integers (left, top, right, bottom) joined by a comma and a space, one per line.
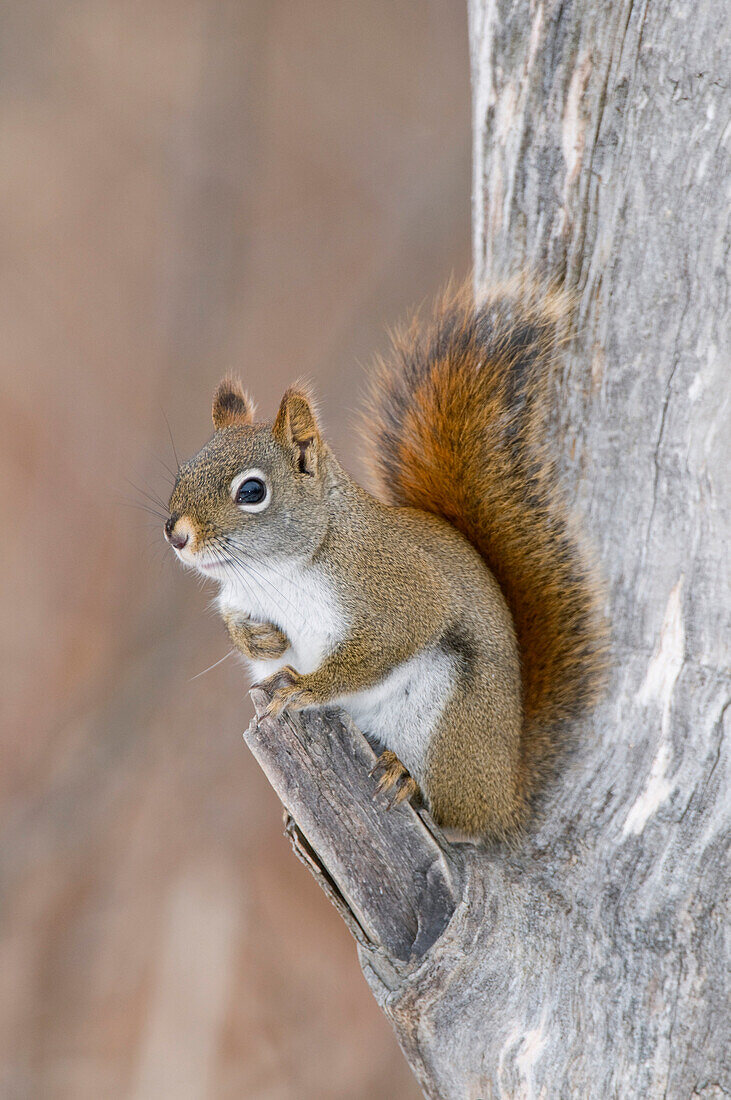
362, 278, 607, 802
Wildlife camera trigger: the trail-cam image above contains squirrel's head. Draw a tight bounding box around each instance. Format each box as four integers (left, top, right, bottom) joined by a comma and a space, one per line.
165, 378, 329, 579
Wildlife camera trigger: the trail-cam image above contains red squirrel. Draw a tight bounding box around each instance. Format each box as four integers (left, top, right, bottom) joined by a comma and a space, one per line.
165, 279, 607, 838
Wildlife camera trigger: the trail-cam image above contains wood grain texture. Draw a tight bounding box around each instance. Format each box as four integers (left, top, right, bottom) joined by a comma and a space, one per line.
242, 1, 730, 1097
246, 689, 459, 964
468, 1, 730, 1093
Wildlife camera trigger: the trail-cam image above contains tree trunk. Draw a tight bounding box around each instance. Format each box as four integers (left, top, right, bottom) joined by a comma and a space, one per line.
245, 2, 730, 1096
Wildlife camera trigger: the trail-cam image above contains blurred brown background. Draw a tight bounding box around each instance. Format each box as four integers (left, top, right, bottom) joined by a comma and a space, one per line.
0, 2, 470, 1096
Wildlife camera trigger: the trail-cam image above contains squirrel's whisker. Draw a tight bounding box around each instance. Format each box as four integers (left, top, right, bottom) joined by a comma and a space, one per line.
118, 499, 169, 522
124, 477, 170, 513
155, 456, 177, 485
161, 409, 180, 471
207, 541, 259, 610
215, 534, 307, 628
189, 648, 236, 681
208, 541, 277, 627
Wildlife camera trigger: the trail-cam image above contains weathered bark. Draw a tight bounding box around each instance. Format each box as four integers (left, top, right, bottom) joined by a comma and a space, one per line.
244, 2, 730, 1096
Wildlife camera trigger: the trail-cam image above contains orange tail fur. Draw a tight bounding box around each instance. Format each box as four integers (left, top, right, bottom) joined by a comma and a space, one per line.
362, 278, 607, 794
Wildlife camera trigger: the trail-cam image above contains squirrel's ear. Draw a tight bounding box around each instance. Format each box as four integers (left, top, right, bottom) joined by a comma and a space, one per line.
212, 377, 256, 430
273, 386, 321, 475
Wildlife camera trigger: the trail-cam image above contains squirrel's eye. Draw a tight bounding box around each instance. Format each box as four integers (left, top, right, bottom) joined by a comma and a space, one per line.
230, 468, 270, 512
235, 477, 267, 506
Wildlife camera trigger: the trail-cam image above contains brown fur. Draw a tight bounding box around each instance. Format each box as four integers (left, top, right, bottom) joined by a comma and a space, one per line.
273, 384, 322, 475
361, 277, 608, 804
212, 377, 256, 430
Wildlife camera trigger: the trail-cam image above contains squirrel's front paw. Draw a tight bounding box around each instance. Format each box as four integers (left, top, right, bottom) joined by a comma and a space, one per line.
257, 666, 316, 720
223, 611, 289, 660
245, 621, 289, 660
370, 750, 422, 809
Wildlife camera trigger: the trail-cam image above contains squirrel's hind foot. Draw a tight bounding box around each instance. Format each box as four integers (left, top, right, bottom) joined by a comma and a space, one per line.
370, 750, 422, 809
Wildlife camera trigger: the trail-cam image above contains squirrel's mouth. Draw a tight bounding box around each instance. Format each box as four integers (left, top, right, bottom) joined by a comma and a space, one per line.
184, 554, 235, 575
197, 557, 234, 573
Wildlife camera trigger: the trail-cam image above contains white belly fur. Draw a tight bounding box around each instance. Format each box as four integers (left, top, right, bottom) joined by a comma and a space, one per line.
216, 558, 346, 681
337, 647, 454, 781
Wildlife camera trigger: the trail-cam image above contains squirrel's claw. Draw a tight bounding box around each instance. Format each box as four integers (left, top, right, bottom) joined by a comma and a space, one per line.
261, 693, 287, 720
370, 750, 422, 809
257, 666, 314, 720
390, 776, 421, 806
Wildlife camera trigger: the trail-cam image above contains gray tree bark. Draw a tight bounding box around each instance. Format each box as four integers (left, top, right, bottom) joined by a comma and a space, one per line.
245, 3, 730, 1096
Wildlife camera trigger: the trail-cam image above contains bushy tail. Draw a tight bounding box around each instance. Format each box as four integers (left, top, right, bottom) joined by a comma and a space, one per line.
362, 278, 607, 794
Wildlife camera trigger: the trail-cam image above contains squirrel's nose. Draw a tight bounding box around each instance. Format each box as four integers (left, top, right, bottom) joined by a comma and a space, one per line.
164, 517, 189, 551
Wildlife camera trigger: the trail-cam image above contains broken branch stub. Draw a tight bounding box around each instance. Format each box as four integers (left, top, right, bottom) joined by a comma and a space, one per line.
245, 688, 460, 963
